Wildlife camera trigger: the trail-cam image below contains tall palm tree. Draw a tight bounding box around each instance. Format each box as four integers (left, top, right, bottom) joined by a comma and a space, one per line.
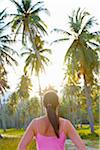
0, 9, 17, 96
22, 36, 51, 114
52, 8, 100, 133
10, 0, 49, 63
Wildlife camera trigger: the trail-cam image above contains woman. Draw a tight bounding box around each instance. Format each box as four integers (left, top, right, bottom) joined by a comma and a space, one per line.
18, 91, 86, 150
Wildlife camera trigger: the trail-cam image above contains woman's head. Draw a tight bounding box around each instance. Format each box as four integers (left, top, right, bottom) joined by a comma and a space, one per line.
43, 91, 60, 138
43, 91, 59, 110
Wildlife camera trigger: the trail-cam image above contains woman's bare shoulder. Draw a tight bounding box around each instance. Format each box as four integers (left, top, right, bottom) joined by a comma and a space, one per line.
32, 116, 46, 124
30, 117, 45, 131
59, 117, 72, 127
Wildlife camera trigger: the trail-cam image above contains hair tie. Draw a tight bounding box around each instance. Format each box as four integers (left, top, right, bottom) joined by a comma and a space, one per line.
47, 103, 52, 107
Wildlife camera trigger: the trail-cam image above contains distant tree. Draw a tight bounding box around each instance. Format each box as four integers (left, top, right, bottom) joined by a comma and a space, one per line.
19, 96, 41, 128
8, 91, 19, 113
17, 73, 32, 101
0, 65, 9, 95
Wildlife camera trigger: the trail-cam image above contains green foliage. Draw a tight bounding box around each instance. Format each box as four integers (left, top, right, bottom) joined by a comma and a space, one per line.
77, 125, 100, 140
0, 65, 9, 95
17, 74, 32, 100
8, 91, 19, 113
23, 38, 51, 76
10, 0, 48, 45
0, 128, 24, 136
0, 9, 17, 96
0, 137, 36, 150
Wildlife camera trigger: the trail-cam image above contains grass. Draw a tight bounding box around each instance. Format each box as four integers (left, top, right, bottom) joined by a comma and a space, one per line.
0, 125, 99, 150
77, 125, 100, 140
0, 138, 36, 150
85, 140, 100, 148
0, 128, 24, 137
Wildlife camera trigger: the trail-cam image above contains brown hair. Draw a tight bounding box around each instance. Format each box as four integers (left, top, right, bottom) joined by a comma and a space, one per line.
43, 91, 59, 138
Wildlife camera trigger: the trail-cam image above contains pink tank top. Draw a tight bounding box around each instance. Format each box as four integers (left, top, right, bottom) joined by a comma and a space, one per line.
35, 121, 66, 150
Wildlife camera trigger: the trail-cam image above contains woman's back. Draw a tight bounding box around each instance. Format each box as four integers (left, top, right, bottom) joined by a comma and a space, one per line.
35, 117, 67, 150
18, 91, 86, 150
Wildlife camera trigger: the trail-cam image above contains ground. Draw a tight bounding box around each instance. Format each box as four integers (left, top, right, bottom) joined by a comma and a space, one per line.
65, 139, 100, 150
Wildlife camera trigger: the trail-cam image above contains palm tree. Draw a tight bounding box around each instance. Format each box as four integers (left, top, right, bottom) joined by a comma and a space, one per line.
52, 8, 100, 133
22, 36, 51, 114
7, 91, 19, 128
10, 0, 49, 63
17, 73, 32, 101
0, 9, 17, 95
0, 9, 18, 135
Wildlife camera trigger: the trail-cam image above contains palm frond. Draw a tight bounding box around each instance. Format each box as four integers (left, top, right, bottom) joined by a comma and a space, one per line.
35, 21, 47, 35
51, 28, 71, 35
90, 31, 100, 43
31, 7, 49, 16
29, 1, 44, 12
51, 38, 69, 45
91, 31, 100, 36
75, 7, 81, 22
21, 51, 32, 57
13, 22, 22, 41
22, 0, 31, 12
88, 41, 100, 48
11, 17, 21, 32
39, 18, 48, 28
80, 10, 90, 24
39, 48, 52, 54
64, 40, 78, 63
0, 9, 6, 20
24, 54, 34, 68
10, 0, 24, 13
1, 49, 18, 65
82, 17, 97, 32
40, 55, 50, 64
1, 44, 18, 56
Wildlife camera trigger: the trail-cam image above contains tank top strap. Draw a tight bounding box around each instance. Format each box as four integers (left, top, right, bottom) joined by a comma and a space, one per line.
62, 119, 67, 130
35, 119, 39, 133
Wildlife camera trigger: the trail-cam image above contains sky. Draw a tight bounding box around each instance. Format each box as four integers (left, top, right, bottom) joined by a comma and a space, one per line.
1, 0, 100, 97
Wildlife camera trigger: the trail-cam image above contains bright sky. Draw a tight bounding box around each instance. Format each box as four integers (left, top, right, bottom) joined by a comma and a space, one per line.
1, 0, 100, 96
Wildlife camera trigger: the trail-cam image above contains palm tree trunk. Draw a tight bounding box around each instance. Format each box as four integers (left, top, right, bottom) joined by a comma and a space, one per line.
83, 75, 94, 133
28, 28, 44, 115
15, 107, 19, 129
37, 74, 44, 115
0, 99, 3, 137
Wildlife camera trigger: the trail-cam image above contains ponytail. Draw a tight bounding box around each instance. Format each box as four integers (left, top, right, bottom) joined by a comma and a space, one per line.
43, 91, 59, 138
46, 105, 59, 138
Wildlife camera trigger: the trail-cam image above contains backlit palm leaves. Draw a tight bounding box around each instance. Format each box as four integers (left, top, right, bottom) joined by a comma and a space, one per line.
0, 9, 17, 67
23, 41, 51, 75
64, 8, 100, 84
10, 0, 49, 69
0, 9, 17, 95
10, 0, 48, 45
